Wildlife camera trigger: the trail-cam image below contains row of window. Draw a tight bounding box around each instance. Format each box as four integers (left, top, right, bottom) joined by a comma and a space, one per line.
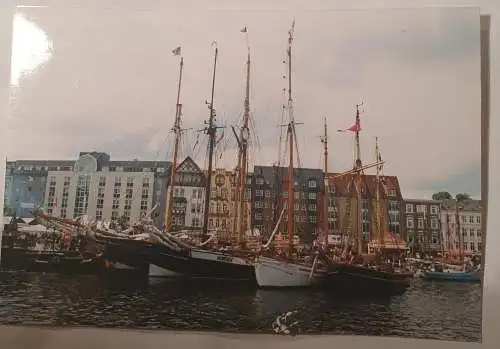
406, 204, 439, 214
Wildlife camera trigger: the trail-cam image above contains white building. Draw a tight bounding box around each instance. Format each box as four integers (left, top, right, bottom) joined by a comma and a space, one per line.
43, 152, 170, 223
440, 199, 482, 254
165, 156, 206, 229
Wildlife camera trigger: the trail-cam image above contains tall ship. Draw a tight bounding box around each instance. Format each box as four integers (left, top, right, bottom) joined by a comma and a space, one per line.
254, 21, 327, 288
322, 104, 413, 294
93, 34, 258, 282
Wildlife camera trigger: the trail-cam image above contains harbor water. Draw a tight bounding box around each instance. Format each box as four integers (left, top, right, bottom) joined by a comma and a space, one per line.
0, 272, 481, 342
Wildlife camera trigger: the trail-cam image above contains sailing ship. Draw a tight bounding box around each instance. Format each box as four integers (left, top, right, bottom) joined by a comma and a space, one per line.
322, 105, 413, 294
254, 21, 326, 288
99, 37, 258, 282
422, 203, 481, 283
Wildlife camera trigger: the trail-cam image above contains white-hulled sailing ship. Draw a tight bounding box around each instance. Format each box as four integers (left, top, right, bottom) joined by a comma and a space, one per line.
254, 21, 327, 288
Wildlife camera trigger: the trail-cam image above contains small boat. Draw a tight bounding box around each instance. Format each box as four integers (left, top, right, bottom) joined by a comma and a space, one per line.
421, 269, 481, 283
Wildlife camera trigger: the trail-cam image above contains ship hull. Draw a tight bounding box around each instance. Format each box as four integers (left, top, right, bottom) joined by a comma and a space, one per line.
422, 270, 481, 283
254, 256, 324, 288
103, 239, 256, 283
323, 263, 413, 295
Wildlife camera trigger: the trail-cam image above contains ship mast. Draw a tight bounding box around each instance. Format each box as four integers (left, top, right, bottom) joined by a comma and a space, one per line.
321, 117, 329, 247
285, 21, 296, 259
353, 103, 363, 256
375, 137, 383, 252
235, 28, 251, 247
165, 50, 184, 232
201, 43, 219, 242
455, 202, 462, 262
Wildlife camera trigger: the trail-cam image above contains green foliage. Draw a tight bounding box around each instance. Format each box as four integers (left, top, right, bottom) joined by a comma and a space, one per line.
455, 193, 471, 202
431, 191, 452, 201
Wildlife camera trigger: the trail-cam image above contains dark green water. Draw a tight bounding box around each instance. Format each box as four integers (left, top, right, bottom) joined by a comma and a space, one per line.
0, 272, 481, 342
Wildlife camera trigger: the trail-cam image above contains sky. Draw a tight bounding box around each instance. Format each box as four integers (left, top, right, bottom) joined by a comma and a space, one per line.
5, 5, 481, 201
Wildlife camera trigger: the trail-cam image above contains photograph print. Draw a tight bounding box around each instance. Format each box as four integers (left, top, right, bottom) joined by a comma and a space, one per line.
0, 4, 483, 343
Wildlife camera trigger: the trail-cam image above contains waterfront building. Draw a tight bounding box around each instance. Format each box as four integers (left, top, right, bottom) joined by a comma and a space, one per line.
250, 165, 323, 243
162, 156, 206, 230
403, 199, 441, 254
4, 160, 74, 218
440, 199, 482, 254
206, 168, 252, 242
320, 173, 404, 246
5, 152, 170, 223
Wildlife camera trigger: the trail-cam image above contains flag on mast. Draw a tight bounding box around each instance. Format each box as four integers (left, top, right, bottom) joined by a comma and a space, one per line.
172, 46, 181, 56
337, 119, 361, 133
240, 26, 247, 33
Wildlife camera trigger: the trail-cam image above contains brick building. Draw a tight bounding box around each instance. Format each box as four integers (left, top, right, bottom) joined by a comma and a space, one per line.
250, 165, 323, 243
403, 199, 441, 254
320, 173, 404, 247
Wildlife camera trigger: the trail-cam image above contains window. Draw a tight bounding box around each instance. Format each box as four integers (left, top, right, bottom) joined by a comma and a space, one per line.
256, 177, 264, 185
255, 212, 262, 220
406, 217, 414, 228
417, 218, 424, 229
416, 205, 426, 213
328, 186, 336, 194
406, 204, 413, 213
309, 192, 317, 200
308, 204, 317, 211
256, 190, 264, 197
264, 190, 271, 198
388, 189, 397, 197
294, 203, 300, 210
430, 205, 438, 214
283, 192, 288, 198
309, 216, 317, 224
254, 201, 263, 209
389, 200, 399, 211
431, 218, 438, 229
308, 180, 317, 188
476, 216, 481, 224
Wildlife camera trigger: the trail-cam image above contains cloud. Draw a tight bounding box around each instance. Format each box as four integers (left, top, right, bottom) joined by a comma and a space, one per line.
5, 6, 481, 200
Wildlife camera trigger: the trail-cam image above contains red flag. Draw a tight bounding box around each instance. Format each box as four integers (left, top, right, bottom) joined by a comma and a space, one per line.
337, 121, 361, 133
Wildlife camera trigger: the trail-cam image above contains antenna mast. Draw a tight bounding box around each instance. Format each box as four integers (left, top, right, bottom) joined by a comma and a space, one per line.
165, 52, 184, 232
202, 43, 219, 242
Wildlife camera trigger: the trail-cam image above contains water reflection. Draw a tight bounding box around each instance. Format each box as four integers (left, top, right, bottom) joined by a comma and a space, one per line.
0, 272, 481, 342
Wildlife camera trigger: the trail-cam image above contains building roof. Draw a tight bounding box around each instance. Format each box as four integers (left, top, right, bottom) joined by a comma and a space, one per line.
253, 165, 324, 189
441, 199, 482, 212
404, 199, 442, 204
326, 173, 402, 199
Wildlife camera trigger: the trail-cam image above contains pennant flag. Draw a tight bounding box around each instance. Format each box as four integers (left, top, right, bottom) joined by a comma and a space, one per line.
172, 46, 181, 56
337, 121, 361, 133
240, 26, 247, 33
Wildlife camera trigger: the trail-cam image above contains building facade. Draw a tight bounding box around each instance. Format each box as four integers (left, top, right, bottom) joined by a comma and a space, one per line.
163, 156, 206, 230
4, 160, 74, 217
404, 199, 441, 253
321, 173, 404, 247
250, 165, 323, 243
440, 199, 482, 254
206, 168, 252, 241
5, 152, 170, 223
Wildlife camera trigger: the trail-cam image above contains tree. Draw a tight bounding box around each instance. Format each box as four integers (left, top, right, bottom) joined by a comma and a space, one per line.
432, 191, 452, 201
455, 193, 471, 202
